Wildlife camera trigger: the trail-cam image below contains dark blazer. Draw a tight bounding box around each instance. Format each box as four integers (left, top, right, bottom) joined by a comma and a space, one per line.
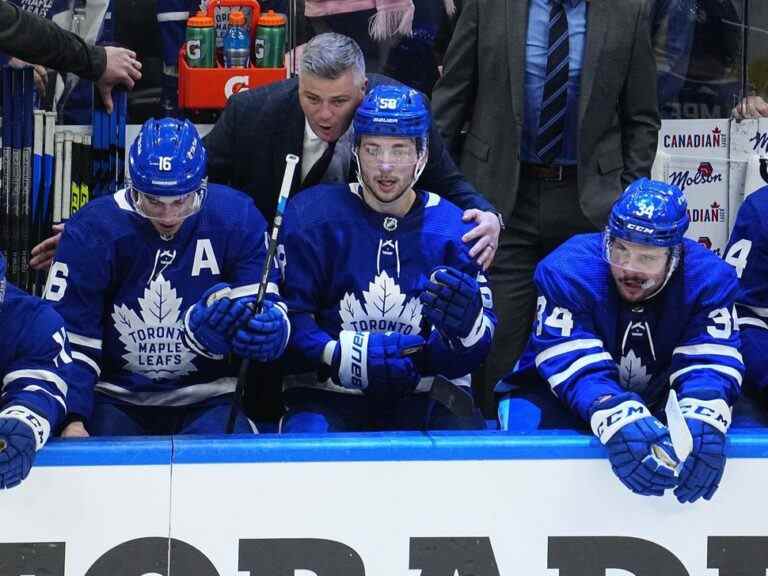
0, 0, 105, 80
431, 0, 660, 227
204, 73, 497, 223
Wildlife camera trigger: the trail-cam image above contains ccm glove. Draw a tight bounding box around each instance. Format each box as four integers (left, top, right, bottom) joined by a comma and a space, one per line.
675, 396, 730, 503
331, 331, 424, 401
591, 394, 680, 496
421, 267, 483, 341
184, 283, 253, 357
0, 406, 50, 489
233, 300, 290, 362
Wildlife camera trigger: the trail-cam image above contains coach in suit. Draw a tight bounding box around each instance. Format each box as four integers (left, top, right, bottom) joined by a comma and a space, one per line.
204, 32, 502, 268
431, 0, 660, 410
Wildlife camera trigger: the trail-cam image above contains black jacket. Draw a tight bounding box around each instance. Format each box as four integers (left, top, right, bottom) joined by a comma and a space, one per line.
0, 0, 105, 80
204, 73, 497, 223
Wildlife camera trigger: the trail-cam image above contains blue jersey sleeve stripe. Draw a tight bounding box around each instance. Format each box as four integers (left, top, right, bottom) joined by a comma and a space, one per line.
68, 332, 102, 349
3, 369, 68, 396
548, 352, 613, 389
72, 351, 101, 376
535, 338, 604, 366
21, 384, 67, 411
672, 344, 743, 363
669, 364, 743, 387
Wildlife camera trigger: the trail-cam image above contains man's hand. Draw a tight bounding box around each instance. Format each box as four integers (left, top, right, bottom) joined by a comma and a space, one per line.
9, 58, 47, 94
184, 283, 252, 357
61, 421, 89, 438
96, 46, 142, 114
461, 209, 500, 271
421, 266, 482, 341
732, 95, 768, 120
232, 300, 290, 362
30, 224, 64, 271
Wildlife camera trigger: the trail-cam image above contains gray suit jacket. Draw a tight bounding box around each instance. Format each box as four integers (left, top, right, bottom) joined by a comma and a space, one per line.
432, 0, 660, 227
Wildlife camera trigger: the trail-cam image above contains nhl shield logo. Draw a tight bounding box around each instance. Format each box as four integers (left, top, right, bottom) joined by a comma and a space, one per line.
383, 217, 398, 232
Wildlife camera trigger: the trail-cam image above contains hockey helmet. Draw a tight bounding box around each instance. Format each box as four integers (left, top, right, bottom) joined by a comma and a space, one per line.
128, 118, 207, 222
353, 85, 430, 145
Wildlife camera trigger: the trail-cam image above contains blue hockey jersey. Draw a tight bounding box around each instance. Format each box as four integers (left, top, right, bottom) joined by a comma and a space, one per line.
0, 282, 72, 447
44, 183, 279, 420
499, 233, 742, 422
281, 183, 496, 393
724, 185, 768, 399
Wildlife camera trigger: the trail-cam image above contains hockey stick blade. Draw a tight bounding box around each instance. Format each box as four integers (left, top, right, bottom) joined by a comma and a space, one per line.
429, 375, 475, 419
665, 389, 693, 462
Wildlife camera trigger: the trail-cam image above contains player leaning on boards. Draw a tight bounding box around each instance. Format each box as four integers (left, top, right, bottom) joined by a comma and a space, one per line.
279, 84, 496, 432
497, 179, 741, 502
43, 118, 289, 436
0, 253, 74, 488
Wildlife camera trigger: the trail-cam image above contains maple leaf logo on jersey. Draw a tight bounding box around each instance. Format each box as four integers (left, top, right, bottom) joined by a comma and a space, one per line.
112, 274, 197, 380
619, 349, 652, 392
338, 270, 423, 334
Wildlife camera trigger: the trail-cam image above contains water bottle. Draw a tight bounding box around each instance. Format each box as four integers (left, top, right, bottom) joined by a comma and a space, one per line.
223, 11, 250, 68
186, 12, 215, 68
254, 10, 286, 68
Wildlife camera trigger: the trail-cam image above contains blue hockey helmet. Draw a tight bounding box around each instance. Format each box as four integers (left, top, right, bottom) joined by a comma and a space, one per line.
128, 118, 207, 224
607, 178, 689, 248
353, 85, 430, 144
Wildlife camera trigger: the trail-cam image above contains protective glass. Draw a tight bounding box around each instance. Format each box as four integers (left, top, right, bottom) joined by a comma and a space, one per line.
130, 184, 206, 222
603, 234, 671, 275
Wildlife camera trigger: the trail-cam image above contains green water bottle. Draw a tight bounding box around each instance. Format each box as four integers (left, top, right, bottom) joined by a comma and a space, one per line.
186, 12, 215, 68
253, 10, 286, 68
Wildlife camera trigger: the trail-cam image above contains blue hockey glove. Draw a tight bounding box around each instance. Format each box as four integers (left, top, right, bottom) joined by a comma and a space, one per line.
590, 394, 680, 496
184, 283, 253, 357
232, 300, 290, 362
420, 267, 482, 341
674, 396, 730, 503
0, 406, 50, 490
331, 331, 424, 401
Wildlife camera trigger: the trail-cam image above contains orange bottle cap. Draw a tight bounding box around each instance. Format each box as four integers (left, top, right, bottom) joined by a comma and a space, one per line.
258, 9, 286, 26
187, 12, 214, 26
228, 10, 246, 25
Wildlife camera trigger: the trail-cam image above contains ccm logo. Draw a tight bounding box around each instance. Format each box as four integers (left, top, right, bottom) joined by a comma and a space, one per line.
224, 75, 250, 99
626, 223, 654, 234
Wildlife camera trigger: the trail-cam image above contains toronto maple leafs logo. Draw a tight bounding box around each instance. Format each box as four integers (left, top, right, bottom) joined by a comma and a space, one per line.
619, 350, 652, 392
112, 274, 197, 380
339, 270, 422, 334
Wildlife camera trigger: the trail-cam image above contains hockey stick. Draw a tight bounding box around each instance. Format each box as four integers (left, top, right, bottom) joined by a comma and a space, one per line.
223, 153, 299, 434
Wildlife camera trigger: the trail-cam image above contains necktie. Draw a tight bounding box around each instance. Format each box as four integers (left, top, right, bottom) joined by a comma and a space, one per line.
301, 140, 337, 190
535, 0, 570, 165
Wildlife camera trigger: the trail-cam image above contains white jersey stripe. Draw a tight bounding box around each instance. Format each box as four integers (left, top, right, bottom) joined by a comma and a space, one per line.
548, 352, 613, 389
95, 377, 238, 406
22, 385, 67, 411
68, 332, 102, 349
672, 344, 743, 363
72, 351, 102, 376
535, 338, 604, 366
3, 369, 68, 395
669, 364, 743, 387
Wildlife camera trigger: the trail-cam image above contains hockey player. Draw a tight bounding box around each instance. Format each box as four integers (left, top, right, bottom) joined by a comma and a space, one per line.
724, 185, 768, 409
44, 118, 289, 436
0, 253, 74, 489
279, 84, 495, 432
497, 179, 742, 503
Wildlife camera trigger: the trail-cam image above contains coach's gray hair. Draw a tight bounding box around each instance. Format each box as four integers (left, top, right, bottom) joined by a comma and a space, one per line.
300, 33, 366, 85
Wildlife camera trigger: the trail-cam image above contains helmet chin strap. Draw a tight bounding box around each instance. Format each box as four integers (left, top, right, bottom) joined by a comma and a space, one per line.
352, 149, 428, 202
637, 249, 681, 301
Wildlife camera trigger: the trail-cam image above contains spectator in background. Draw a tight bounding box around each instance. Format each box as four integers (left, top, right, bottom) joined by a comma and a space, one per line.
0, 0, 141, 113
649, 0, 695, 115
431, 0, 660, 415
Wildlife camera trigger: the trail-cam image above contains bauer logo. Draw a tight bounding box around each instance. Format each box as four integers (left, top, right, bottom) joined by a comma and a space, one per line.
224, 75, 250, 99
668, 162, 723, 192
663, 127, 726, 149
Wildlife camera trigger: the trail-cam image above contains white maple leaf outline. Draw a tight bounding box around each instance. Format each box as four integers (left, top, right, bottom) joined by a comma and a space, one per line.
111, 273, 197, 380
619, 349, 652, 391
338, 271, 422, 333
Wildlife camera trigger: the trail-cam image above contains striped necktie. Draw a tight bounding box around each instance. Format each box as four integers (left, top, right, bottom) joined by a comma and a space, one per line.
536, 0, 570, 165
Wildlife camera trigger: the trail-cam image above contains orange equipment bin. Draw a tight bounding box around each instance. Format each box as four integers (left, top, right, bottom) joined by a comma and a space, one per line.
178, 46, 286, 109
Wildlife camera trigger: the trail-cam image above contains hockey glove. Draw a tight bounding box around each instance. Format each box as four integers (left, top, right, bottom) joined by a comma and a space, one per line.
184, 283, 253, 357
331, 331, 424, 402
232, 300, 290, 362
674, 396, 729, 503
0, 406, 50, 490
591, 394, 680, 496
421, 267, 483, 341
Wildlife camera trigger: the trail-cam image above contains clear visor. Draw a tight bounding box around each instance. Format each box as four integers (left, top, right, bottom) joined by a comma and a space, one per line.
357, 140, 424, 167
130, 182, 206, 222
603, 234, 671, 275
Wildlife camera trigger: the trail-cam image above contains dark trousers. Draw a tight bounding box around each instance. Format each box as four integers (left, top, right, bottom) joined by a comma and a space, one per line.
476, 173, 598, 416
